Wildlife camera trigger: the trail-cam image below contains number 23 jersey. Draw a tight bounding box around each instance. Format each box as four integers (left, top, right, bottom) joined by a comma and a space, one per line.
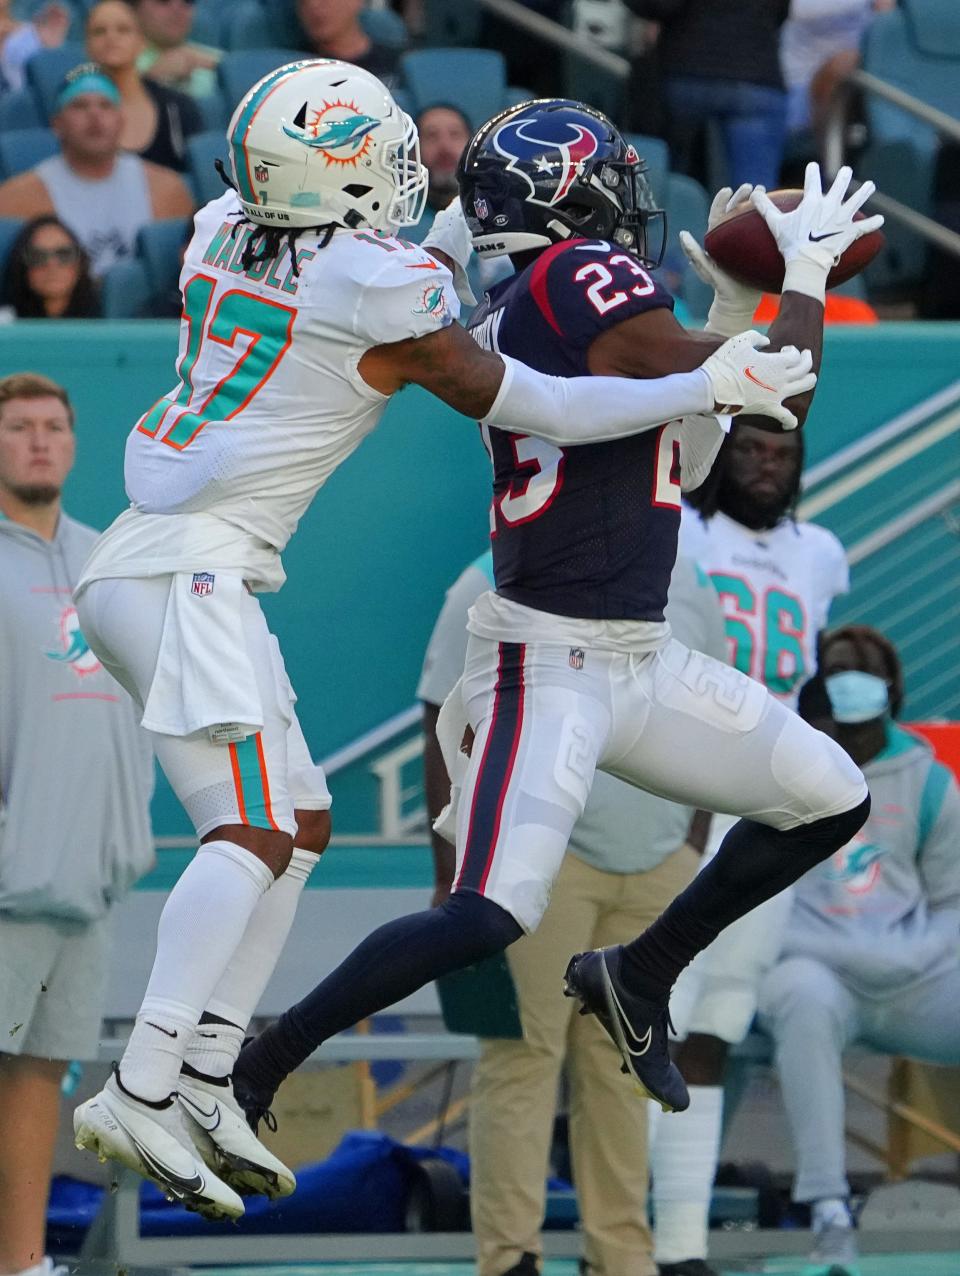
82, 191, 458, 593
679, 506, 849, 709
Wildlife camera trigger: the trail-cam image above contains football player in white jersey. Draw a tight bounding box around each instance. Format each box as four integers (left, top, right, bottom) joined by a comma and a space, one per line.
70, 60, 812, 1219
650, 422, 849, 1276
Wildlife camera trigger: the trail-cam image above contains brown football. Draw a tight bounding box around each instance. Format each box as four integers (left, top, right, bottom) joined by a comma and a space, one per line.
703, 189, 885, 292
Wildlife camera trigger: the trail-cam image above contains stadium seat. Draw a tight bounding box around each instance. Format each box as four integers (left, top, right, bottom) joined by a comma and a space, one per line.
359, 7, 408, 50
100, 257, 150, 318
225, 0, 276, 53
399, 48, 507, 131
663, 171, 712, 321
217, 48, 305, 115
0, 216, 25, 284
195, 89, 228, 134
137, 218, 191, 300
624, 132, 670, 208
422, 0, 482, 48
24, 43, 86, 122
186, 129, 228, 206
226, 1, 407, 53
859, 4, 960, 290
0, 127, 59, 180
0, 86, 42, 132
191, 0, 229, 48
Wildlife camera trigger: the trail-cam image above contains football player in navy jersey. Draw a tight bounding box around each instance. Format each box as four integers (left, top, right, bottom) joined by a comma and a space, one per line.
233, 101, 882, 1125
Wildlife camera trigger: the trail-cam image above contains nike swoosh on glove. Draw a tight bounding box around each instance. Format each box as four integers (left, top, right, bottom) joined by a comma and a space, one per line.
751, 161, 884, 302
701, 330, 817, 431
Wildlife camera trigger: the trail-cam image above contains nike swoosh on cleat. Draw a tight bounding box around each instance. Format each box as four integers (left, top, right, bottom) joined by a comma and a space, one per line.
146, 1021, 178, 1038
607, 981, 653, 1056
743, 366, 777, 393
130, 1136, 205, 1199
809, 230, 841, 242
179, 1093, 222, 1132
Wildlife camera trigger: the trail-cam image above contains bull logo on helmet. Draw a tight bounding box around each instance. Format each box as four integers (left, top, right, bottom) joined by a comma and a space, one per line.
492, 114, 601, 207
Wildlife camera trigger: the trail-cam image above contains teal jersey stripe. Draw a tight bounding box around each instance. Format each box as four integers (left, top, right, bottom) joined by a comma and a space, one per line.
232, 734, 275, 831
230, 64, 301, 203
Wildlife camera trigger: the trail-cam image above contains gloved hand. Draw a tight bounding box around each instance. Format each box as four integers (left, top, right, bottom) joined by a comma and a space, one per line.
680, 184, 762, 338
701, 330, 817, 431
421, 197, 477, 305
751, 162, 884, 303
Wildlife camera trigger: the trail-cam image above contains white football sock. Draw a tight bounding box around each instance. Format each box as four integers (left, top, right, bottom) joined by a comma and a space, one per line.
120, 840, 274, 1102
185, 847, 320, 1078
813, 1197, 853, 1230
652, 1084, 724, 1264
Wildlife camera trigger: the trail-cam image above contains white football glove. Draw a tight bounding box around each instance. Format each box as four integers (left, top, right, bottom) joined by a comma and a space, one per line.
421, 197, 477, 305
680, 183, 762, 338
750, 162, 885, 302
701, 330, 817, 431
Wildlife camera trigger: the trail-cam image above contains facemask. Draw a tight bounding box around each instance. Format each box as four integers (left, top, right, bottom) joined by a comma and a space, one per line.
824, 671, 889, 724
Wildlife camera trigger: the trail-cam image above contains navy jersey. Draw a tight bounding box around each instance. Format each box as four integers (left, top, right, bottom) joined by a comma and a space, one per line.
469, 238, 684, 621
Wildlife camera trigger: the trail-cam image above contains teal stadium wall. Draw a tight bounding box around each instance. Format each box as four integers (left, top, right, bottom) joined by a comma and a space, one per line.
3, 320, 958, 842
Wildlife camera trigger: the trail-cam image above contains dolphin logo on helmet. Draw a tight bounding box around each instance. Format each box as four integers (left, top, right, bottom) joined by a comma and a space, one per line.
282, 108, 380, 155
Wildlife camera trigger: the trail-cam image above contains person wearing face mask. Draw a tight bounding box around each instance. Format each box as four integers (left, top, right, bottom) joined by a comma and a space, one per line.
759, 624, 960, 1274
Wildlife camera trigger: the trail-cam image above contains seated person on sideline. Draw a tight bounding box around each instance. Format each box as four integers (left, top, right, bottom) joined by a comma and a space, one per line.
292, 0, 400, 87
0, 0, 70, 93
86, 0, 202, 173
0, 65, 194, 279
1, 216, 100, 319
420, 549, 725, 1276
759, 624, 960, 1273
134, 0, 222, 99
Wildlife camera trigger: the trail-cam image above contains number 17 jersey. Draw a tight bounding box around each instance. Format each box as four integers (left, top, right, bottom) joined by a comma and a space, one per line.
80, 191, 458, 594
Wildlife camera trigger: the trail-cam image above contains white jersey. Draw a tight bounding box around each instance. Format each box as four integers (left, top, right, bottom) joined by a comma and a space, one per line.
679, 506, 848, 709
78, 191, 458, 594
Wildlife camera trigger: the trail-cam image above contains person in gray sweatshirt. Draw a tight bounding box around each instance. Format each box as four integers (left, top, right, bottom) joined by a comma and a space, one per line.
0, 372, 154, 1276
759, 624, 960, 1273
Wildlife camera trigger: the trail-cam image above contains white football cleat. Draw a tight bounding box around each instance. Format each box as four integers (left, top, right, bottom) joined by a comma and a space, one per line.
178, 1070, 296, 1199
74, 1070, 244, 1220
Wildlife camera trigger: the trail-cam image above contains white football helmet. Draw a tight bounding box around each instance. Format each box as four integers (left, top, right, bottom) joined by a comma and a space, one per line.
226, 59, 428, 231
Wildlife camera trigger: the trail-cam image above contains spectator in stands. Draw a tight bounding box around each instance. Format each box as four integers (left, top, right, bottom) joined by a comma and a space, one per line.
781, 0, 895, 143
292, 0, 400, 87
0, 65, 194, 279
623, 0, 790, 190
0, 372, 153, 1276
419, 103, 471, 212
134, 0, 222, 100
86, 0, 202, 172
420, 549, 726, 1276
2, 216, 100, 319
0, 0, 70, 94
760, 625, 960, 1273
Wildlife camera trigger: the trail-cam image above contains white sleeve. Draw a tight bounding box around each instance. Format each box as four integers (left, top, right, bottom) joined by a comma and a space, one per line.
417, 564, 491, 706
826, 530, 850, 601
349, 243, 460, 347
679, 413, 733, 491
483, 354, 715, 446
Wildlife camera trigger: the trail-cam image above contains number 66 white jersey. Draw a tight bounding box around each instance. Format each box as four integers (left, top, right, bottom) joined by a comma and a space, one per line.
80, 191, 458, 593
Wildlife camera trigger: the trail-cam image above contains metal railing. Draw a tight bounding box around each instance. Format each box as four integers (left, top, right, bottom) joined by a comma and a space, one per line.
823, 68, 960, 259
476, 0, 632, 78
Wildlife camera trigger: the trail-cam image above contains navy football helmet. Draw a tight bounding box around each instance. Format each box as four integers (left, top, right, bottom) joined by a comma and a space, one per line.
457, 98, 666, 266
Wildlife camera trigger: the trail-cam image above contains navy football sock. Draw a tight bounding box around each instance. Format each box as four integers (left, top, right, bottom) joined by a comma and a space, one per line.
237, 890, 522, 1097
620, 795, 871, 1001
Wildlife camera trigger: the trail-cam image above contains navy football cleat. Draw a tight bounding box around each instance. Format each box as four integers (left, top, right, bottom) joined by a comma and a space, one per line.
563, 945, 689, 1113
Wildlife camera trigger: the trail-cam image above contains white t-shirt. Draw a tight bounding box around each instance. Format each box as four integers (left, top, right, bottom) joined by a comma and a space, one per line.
78, 191, 458, 595
679, 505, 848, 709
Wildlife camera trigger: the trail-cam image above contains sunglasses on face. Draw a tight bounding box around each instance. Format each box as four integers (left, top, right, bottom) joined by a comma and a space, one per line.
25, 245, 80, 267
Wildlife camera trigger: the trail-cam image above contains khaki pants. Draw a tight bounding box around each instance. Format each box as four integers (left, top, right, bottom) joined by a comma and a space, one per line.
470, 844, 700, 1276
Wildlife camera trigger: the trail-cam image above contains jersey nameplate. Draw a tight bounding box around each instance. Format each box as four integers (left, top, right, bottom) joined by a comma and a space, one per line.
201, 220, 316, 296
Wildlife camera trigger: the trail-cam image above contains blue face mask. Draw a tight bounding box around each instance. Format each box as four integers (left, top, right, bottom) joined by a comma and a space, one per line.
824, 670, 889, 724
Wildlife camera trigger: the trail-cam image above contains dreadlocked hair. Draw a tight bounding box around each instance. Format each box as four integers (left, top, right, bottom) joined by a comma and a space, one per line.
820, 624, 905, 718
684, 422, 805, 523
214, 157, 337, 278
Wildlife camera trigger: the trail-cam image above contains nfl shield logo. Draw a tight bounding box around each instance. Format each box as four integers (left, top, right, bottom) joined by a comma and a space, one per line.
191, 572, 215, 598
255, 163, 269, 183
474, 196, 489, 220
569, 647, 584, 670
